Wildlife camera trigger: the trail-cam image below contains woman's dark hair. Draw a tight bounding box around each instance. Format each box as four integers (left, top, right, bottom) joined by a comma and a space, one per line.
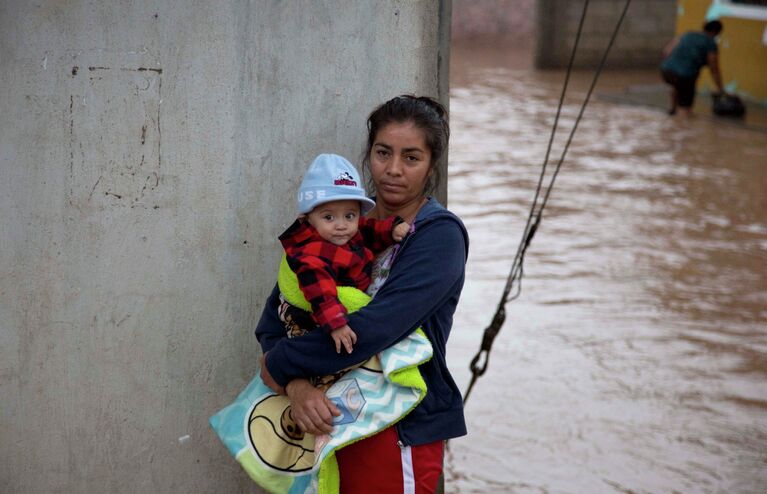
362, 95, 450, 196
703, 20, 723, 35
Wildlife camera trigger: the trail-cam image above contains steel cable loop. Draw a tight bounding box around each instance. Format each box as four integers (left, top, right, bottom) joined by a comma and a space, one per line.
469, 305, 506, 375
462, 0, 632, 405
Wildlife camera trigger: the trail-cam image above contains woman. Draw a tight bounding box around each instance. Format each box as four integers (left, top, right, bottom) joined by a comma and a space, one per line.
257, 95, 468, 493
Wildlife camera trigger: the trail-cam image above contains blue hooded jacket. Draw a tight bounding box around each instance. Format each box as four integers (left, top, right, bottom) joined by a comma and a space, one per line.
256, 197, 469, 446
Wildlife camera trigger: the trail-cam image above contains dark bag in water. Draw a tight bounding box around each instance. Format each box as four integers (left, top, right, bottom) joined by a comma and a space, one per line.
712, 93, 745, 117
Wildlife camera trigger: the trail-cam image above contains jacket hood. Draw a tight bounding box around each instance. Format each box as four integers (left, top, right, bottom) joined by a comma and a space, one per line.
367, 196, 470, 257
415, 197, 470, 258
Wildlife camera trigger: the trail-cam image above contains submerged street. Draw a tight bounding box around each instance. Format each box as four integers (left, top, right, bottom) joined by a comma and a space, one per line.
445, 42, 767, 493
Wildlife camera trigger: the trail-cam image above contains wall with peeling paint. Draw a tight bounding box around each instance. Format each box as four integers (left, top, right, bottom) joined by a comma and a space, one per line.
0, 1, 450, 492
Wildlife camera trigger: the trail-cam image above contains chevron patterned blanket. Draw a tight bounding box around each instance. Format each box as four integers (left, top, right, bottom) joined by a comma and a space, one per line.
209, 256, 433, 494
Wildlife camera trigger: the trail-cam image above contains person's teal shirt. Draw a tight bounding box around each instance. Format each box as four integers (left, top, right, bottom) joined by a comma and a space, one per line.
661, 32, 718, 79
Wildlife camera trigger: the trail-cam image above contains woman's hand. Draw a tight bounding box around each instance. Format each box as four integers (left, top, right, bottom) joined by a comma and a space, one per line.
285, 379, 341, 435
260, 352, 285, 395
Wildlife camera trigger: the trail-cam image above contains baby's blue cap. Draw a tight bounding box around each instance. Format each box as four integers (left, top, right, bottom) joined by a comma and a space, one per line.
298, 154, 376, 215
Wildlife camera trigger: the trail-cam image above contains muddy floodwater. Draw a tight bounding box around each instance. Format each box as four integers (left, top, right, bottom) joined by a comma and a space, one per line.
444, 42, 767, 493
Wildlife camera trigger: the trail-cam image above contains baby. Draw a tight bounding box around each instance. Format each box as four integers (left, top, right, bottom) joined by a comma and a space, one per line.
278, 153, 410, 354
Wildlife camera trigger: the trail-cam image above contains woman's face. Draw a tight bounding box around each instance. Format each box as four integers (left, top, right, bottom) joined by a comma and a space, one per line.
369, 121, 433, 211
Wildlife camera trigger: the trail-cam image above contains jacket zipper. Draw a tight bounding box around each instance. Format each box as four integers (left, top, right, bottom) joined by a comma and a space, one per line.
395, 423, 407, 448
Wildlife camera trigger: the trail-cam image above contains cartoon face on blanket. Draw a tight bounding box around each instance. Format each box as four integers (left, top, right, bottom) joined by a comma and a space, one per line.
248, 394, 316, 472
245, 354, 384, 474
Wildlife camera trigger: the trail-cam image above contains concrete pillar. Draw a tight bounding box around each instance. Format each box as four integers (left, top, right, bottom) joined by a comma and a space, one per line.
0, 1, 451, 492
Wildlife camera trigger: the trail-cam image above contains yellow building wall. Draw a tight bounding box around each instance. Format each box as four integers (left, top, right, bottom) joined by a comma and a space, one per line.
676, 0, 767, 103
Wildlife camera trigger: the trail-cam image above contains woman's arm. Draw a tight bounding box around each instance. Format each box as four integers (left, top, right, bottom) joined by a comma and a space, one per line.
255, 275, 341, 432
255, 284, 287, 353
264, 217, 468, 387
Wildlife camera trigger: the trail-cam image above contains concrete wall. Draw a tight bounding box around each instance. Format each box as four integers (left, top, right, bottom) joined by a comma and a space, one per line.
0, 1, 450, 492
535, 0, 677, 68
452, 0, 535, 42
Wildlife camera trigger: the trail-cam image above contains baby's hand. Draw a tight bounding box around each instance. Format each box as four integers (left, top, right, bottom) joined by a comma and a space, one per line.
331, 324, 357, 354
392, 222, 410, 242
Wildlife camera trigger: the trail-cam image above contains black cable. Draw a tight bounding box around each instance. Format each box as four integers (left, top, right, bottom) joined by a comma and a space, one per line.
463, 0, 632, 405
503, 0, 590, 301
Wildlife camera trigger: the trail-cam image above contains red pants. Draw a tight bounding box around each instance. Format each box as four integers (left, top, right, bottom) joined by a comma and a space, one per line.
335, 426, 444, 493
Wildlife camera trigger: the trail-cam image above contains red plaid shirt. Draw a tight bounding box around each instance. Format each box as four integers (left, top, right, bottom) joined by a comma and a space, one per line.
278, 215, 401, 333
